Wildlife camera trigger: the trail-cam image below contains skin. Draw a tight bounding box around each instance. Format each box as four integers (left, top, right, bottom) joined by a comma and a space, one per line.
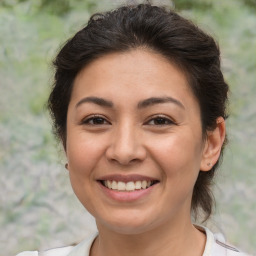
65, 49, 225, 256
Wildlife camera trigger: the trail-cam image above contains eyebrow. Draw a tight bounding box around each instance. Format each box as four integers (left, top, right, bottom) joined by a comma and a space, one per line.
76, 96, 113, 108
75, 96, 185, 109
137, 97, 185, 109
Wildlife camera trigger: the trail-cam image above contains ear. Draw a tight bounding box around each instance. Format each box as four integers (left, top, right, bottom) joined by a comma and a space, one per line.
200, 117, 226, 171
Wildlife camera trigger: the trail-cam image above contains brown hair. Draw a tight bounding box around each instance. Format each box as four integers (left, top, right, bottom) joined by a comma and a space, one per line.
48, 3, 229, 221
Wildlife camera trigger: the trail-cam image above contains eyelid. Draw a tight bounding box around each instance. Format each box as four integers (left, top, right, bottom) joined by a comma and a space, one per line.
81, 114, 111, 125
80, 114, 176, 126
144, 114, 176, 125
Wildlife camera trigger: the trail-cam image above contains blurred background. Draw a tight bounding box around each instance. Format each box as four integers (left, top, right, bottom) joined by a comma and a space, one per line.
0, 0, 255, 255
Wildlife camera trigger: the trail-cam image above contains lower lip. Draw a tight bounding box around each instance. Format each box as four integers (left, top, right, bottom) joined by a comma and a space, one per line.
98, 182, 156, 202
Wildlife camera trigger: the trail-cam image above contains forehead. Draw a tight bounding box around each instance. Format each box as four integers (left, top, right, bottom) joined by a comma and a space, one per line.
70, 49, 198, 110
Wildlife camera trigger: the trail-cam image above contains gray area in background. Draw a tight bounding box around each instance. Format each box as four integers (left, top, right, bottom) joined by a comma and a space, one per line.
0, 0, 255, 255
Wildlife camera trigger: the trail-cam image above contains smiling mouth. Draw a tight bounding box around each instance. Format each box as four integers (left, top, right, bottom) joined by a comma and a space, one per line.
99, 180, 159, 192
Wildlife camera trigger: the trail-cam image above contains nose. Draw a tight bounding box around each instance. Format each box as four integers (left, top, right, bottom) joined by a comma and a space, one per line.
105, 122, 147, 165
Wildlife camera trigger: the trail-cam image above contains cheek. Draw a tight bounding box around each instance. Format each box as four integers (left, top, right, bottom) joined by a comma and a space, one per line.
148, 132, 203, 179
66, 133, 106, 213
66, 132, 106, 178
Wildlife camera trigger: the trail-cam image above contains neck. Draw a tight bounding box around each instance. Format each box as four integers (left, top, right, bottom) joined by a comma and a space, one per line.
91, 217, 206, 256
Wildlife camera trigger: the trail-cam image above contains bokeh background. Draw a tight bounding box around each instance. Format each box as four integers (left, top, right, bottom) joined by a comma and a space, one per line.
0, 0, 255, 255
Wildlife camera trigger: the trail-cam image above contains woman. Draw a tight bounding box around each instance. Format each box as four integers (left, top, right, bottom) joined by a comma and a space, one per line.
17, 3, 250, 256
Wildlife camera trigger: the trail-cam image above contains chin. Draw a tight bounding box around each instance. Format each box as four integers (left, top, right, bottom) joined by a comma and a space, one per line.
101, 222, 152, 235
96, 212, 160, 235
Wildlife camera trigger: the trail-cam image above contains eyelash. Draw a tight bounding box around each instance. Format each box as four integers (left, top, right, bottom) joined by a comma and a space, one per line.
81, 114, 175, 126
145, 115, 175, 126
81, 115, 110, 125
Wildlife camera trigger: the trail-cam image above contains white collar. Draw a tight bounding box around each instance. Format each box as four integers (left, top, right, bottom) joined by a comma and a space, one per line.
37, 225, 247, 256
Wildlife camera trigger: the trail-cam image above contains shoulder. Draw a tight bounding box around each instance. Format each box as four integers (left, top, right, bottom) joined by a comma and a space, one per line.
16, 234, 97, 256
16, 246, 73, 256
16, 252, 38, 256
213, 238, 250, 256
198, 225, 252, 256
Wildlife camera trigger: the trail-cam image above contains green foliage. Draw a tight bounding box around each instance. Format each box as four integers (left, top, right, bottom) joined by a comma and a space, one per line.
1, 0, 256, 255
40, 0, 70, 15
172, 0, 213, 10
242, 0, 256, 10
29, 90, 48, 116
0, 0, 99, 15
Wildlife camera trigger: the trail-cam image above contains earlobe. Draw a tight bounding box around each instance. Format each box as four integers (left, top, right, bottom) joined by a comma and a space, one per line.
65, 163, 69, 171
200, 117, 226, 171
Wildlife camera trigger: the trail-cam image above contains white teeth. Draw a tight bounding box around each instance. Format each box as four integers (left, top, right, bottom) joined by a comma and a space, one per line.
102, 180, 154, 191
117, 181, 126, 190
135, 181, 142, 189
126, 181, 135, 191
141, 180, 147, 189
112, 180, 117, 189
107, 180, 112, 189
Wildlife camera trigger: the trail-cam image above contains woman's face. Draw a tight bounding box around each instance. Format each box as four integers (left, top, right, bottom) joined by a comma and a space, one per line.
66, 49, 208, 234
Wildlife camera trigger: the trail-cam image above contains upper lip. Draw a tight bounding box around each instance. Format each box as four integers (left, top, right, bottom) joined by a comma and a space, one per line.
96, 174, 159, 182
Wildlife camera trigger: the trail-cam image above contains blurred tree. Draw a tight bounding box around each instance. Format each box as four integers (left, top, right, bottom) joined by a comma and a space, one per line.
242, 0, 256, 10
172, 0, 212, 10
40, 0, 70, 15
0, 0, 99, 15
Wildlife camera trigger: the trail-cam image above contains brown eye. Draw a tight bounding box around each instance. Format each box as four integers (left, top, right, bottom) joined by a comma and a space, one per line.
82, 115, 110, 125
146, 116, 174, 126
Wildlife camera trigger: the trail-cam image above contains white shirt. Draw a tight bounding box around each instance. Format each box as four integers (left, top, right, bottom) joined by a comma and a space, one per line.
16, 226, 251, 256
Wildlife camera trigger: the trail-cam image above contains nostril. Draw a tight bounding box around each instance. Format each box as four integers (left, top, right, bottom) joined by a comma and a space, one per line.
106, 144, 147, 165
109, 157, 142, 166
